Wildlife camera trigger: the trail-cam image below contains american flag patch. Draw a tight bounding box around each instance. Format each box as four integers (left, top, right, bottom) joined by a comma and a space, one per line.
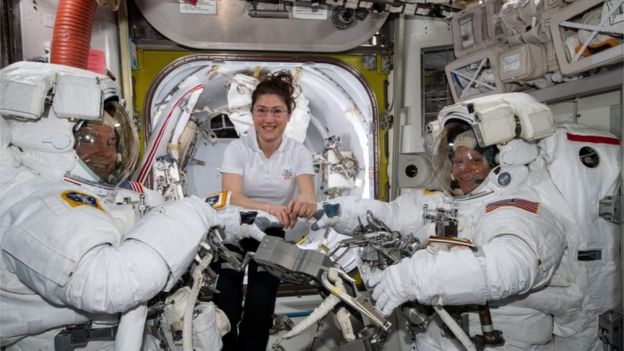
485, 198, 540, 215
119, 180, 145, 193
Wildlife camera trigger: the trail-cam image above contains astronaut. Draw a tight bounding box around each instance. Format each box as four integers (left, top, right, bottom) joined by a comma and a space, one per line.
313, 93, 614, 350
0, 61, 266, 350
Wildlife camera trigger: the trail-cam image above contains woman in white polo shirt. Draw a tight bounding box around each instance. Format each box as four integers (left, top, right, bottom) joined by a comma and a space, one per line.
216, 71, 316, 351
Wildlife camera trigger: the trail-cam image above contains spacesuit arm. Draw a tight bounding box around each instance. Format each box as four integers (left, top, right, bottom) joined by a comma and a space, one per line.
372, 206, 566, 313
416, 236, 549, 305
3, 195, 217, 314
313, 190, 442, 236
62, 241, 170, 313
123, 196, 218, 291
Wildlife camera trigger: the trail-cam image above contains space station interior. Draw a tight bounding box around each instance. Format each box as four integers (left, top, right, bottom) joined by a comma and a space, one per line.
1, 0, 623, 350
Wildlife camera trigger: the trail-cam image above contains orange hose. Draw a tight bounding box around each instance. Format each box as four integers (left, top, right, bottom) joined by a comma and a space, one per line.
50, 0, 98, 69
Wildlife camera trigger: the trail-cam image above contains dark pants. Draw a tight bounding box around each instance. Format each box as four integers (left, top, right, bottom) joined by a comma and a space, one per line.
211, 228, 284, 351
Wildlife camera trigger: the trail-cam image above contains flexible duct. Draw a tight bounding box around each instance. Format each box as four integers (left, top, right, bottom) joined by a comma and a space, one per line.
183, 253, 214, 351
50, 0, 98, 68
272, 271, 343, 349
433, 298, 477, 351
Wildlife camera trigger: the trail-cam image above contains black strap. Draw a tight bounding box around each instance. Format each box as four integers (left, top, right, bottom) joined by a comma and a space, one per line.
578, 250, 602, 261
55, 324, 117, 351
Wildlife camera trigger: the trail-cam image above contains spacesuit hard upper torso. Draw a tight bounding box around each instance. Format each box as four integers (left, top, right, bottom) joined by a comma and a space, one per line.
0, 129, 216, 350
358, 125, 619, 351
313, 92, 619, 351
1, 165, 161, 349
350, 161, 577, 351
0, 61, 236, 351
407, 165, 579, 351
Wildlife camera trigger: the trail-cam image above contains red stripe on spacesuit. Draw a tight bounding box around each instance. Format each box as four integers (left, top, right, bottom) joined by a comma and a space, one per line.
485, 198, 540, 215
566, 133, 620, 145
128, 181, 144, 193
63, 177, 82, 186
120, 180, 145, 193
136, 84, 204, 183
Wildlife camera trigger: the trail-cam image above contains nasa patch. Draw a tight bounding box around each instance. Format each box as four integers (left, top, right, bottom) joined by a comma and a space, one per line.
60, 191, 105, 212
497, 172, 512, 187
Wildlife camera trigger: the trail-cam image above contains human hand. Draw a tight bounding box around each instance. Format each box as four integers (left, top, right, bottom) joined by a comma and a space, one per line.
287, 192, 316, 224
371, 258, 418, 316
266, 203, 293, 229
310, 196, 365, 235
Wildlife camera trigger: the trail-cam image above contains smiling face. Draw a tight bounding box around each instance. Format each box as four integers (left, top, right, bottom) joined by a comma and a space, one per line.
74, 122, 118, 180
252, 93, 290, 147
451, 145, 492, 195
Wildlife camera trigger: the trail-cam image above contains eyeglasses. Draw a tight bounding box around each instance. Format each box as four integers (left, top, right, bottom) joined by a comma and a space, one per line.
253, 107, 288, 118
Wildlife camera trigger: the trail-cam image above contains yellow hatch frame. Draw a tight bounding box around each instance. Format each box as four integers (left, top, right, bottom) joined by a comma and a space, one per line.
131, 49, 390, 201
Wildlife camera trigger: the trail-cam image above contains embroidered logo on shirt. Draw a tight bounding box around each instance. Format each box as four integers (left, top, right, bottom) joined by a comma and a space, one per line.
60, 190, 104, 212
282, 169, 293, 181
485, 198, 540, 215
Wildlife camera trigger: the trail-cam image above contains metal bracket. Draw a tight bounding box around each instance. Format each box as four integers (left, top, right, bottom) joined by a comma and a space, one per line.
599, 194, 621, 224
423, 204, 459, 237
599, 309, 623, 350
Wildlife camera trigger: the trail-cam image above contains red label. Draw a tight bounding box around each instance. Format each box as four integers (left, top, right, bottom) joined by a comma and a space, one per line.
87, 49, 106, 75
567, 133, 620, 145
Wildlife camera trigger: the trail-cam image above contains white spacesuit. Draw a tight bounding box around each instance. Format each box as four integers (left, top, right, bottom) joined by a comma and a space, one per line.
314, 93, 620, 350
0, 62, 266, 350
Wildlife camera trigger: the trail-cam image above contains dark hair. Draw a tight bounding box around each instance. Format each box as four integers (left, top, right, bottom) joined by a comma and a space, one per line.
251, 71, 297, 113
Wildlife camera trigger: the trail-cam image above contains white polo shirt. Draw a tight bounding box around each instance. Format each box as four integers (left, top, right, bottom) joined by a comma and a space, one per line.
220, 130, 315, 206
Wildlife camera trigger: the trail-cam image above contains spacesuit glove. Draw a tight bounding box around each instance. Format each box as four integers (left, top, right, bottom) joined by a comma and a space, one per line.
359, 263, 384, 290
310, 196, 367, 235
371, 257, 418, 316
218, 206, 280, 243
